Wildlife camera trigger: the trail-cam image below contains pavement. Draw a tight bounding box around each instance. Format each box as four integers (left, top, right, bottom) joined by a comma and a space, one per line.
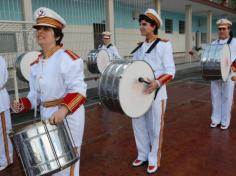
2, 61, 236, 176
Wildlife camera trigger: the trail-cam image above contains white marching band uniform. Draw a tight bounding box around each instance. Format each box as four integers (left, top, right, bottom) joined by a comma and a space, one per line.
17, 7, 87, 176
98, 44, 120, 60
211, 19, 236, 129
131, 9, 175, 170
98, 31, 121, 60
0, 56, 13, 170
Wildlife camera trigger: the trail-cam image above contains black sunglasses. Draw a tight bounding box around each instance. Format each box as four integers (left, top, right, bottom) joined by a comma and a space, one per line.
140, 22, 148, 26
218, 27, 227, 31
34, 26, 51, 31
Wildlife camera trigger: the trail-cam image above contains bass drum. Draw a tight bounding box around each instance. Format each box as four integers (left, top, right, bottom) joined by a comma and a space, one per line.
15, 51, 41, 82
99, 60, 155, 118
87, 49, 110, 74
201, 44, 231, 81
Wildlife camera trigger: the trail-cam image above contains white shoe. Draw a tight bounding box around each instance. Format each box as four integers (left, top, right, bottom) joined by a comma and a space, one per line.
0, 159, 13, 171
132, 159, 146, 167
210, 122, 219, 128
0, 164, 8, 171
220, 125, 229, 130
147, 165, 158, 174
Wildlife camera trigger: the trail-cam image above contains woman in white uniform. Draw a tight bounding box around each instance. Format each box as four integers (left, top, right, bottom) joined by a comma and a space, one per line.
0, 56, 13, 171
98, 31, 121, 60
131, 9, 175, 174
210, 19, 236, 130
12, 7, 87, 176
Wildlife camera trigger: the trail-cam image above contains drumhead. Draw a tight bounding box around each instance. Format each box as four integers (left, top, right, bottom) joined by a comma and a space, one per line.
16, 51, 40, 82
220, 44, 231, 81
119, 60, 155, 118
97, 49, 110, 73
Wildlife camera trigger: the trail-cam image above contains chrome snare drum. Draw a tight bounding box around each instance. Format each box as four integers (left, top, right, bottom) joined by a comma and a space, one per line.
87, 49, 110, 74
99, 60, 155, 118
15, 51, 41, 82
11, 120, 78, 176
201, 44, 231, 81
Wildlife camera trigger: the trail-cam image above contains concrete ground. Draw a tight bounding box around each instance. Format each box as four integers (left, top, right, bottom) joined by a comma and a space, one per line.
1, 62, 236, 176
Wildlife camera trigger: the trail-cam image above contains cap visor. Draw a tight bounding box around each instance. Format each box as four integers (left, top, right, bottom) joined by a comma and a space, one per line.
33, 23, 57, 29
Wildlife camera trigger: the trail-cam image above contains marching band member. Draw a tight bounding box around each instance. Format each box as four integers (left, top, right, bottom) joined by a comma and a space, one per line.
131, 9, 175, 174
98, 31, 121, 60
231, 61, 236, 79
0, 56, 13, 171
210, 19, 236, 130
11, 7, 87, 176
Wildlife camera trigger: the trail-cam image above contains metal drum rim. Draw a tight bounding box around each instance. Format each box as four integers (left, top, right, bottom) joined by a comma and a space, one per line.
13, 120, 55, 135
37, 157, 79, 176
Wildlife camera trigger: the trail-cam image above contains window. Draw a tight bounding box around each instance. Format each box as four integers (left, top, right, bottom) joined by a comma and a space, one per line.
201, 33, 207, 44
0, 33, 17, 53
165, 19, 173, 33
179, 20, 185, 34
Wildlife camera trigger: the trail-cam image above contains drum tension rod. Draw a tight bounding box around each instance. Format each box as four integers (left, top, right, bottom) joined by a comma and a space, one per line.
138, 77, 150, 85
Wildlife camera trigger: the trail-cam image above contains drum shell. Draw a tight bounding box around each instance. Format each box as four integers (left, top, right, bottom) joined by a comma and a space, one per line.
87, 49, 100, 73
15, 52, 28, 82
98, 60, 130, 114
98, 59, 155, 117
15, 51, 41, 82
201, 44, 231, 81
12, 121, 78, 176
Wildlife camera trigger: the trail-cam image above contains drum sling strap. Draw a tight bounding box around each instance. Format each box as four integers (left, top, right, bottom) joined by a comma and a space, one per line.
98, 44, 113, 49
130, 42, 143, 54
227, 36, 232, 44
131, 38, 161, 99
97, 44, 102, 49
107, 44, 113, 49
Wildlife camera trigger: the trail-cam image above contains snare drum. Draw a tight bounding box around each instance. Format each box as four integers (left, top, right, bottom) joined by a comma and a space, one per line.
98, 60, 155, 118
201, 44, 231, 81
15, 51, 41, 82
11, 120, 78, 176
87, 49, 110, 73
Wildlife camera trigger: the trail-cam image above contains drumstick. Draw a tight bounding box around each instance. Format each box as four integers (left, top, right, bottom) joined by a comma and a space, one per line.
139, 77, 160, 100
13, 69, 19, 102
138, 77, 150, 85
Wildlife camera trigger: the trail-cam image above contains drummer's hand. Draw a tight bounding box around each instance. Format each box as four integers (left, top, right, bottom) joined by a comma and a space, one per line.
11, 100, 23, 113
144, 78, 159, 94
49, 106, 69, 125
231, 76, 236, 81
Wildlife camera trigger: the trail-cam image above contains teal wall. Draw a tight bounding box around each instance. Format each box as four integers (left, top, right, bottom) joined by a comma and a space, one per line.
233, 22, 236, 34
0, 0, 230, 34
0, 0, 22, 20
32, 0, 105, 25
114, 7, 218, 33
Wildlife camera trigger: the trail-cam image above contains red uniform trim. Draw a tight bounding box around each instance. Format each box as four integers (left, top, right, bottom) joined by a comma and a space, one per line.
30, 58, 39, 66
20, 97, 32, 113
30, 53, 42, 66
61, 93, 86, 113
64, 50, 80, 60
157, 74, 173, 85
231, 61, 236, 71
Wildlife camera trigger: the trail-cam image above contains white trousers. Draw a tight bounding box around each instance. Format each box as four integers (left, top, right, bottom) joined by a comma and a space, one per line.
0, 109, 13, 167
132, 99, 167, 167
52, 106, 85, 176
211, 80, 235, 127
